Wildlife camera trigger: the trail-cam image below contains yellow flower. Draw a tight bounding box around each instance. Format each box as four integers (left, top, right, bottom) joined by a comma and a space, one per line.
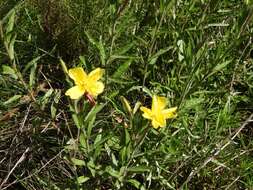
140, 95, 177, 129
65, 67, 104, 99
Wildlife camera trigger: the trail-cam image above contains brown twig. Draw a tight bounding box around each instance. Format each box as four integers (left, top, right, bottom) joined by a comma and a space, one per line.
0, 148, 30, 189
179, 114, 253, 189
1, 149, 64, 190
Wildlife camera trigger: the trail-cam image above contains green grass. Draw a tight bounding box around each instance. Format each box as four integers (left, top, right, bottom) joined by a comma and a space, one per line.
0, 0, 253, 189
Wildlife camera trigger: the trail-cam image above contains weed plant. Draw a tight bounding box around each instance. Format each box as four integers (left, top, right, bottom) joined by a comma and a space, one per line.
0, 0, 253, 189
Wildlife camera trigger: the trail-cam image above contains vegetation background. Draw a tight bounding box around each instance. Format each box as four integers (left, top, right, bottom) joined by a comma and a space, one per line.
0, 0, 253, 189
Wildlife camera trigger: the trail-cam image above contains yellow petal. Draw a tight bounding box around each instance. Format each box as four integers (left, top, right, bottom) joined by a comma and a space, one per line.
68, 67, 87, 85
65, 85, 85, 99
162, 107, 177, 119
152, 120, 160, 129
152, 95, 167, 113
155, 114, 166, 127
88, 81, 104, 97
88, 68, 104, 81
140, 106, 153, 119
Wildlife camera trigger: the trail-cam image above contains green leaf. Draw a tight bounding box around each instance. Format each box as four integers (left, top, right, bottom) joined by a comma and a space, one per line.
133, 101, 141, 115
60, 58, 68, 74
127, 166, 150, 173
177, 39, 185, 61
50, 103, 57, 119
79, 133, 86, 149
79, 55, 87, 68
143, 87, 153, 97
6, 10, 15, 34
111, 153, 118, 166
120, 96, 132, 115
85, 32, 106, 66
126, 86, 152, 97
41, 89, 53, 102
112, 59, 132, 79
148, 46, 173, 65
8, 34, 16, 61
114, 42, 134, 55
29, 61, 37, 88
2, 65, 18, 79
98, 37, 106, 66
212, 60, 232, 72
128, 179, 141, 189
87, 160, 96, 177
87, 115, 96, 138
65, 139, 78, 150
3, 94, 22, 105
51, 89, 61, 119
53, 90, 61, 103
71, 158, 85, 166
84, 103, 105, 125
120, 147, 127, 163
109, 55, 137, 62
72, 113, 81, 128
105, 96, 125, 115
105, 166, 120, 178
94, 134, 102, 147
148, 57, 158, 65
207, 60, 232, 78
23, 56, 42, 73
77, 176, 89, 184
124, 128, 130, 145
120, 137, 131, 164
108, 77, 135, 84
183, 97, 205, 110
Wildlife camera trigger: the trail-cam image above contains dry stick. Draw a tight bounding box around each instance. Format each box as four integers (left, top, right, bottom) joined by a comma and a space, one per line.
229, 37, 251, 93
179, 114, 253, 190
1, 149, 64, 190
63, 111, 73, 139
225, 176, 240, 190
0, 148, 30, 189
20, 104, 31, 132
238, 6, 253, 38
214, 148, 253, 172
116, 0, 130, 18
4, 104, 31, 173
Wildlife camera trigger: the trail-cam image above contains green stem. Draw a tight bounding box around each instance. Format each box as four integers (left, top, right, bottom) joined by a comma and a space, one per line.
123, 123, 151, 176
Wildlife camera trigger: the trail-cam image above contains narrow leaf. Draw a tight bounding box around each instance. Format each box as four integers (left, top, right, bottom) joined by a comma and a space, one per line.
148, 46, 173, 65
127, 166, 150, 173
71, 158, 85, 166
3, 95, 22, 105
77, 176, 89, 184
84, 103, 105, 124
120, 96, 132, 115
2, 65, 17, 79
112, 59, 132, 78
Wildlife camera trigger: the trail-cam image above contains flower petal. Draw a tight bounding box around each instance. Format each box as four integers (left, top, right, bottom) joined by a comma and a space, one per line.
140, 106, 152, 119
65, 85, 85, 99
68, 67, 87, 85
155, 114, 166, 127
162, 107, 177, 119
152, 120, 161, 129
88, 81, 104, 97
88, 68, 104, 81
152, 95, 167, 113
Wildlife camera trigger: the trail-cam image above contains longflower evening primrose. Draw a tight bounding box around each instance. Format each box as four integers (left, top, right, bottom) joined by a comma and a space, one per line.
65, 67, 104, 100
140, 95, 177, 129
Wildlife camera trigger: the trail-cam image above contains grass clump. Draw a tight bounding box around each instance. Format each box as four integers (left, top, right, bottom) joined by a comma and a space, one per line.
0, 0, 253, 189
